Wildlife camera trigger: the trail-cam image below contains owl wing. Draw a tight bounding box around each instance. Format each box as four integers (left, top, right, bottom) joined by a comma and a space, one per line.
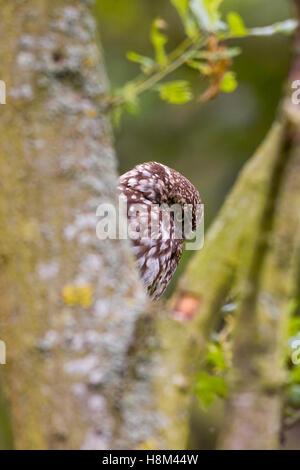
130, 207, 183, 300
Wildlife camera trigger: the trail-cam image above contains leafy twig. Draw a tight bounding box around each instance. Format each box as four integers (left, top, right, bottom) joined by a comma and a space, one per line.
104, 0, 298, 124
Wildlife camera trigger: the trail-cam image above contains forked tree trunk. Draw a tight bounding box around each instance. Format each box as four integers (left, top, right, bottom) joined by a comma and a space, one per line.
1, 0, 299, 451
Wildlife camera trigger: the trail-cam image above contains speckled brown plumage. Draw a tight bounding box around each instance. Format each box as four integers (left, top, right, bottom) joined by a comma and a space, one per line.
118, 162, 202, 300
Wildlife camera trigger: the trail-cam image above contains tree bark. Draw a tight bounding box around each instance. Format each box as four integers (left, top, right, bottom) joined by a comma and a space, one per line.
0, 0, 153, 450
152, 120, 289, 449
218, 0, 300, 450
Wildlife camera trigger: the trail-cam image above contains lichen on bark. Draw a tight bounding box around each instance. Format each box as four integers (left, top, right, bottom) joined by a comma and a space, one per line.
0, 0, 156, 450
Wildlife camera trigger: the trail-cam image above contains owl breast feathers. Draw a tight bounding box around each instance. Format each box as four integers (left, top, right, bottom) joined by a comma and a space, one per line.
118, 162, 202, 300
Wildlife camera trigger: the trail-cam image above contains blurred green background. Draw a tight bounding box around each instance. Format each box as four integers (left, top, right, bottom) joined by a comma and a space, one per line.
96, 0, 293, 292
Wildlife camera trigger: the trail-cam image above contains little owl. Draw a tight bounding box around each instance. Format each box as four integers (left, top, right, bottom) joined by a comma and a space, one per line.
118, 162, 202, 300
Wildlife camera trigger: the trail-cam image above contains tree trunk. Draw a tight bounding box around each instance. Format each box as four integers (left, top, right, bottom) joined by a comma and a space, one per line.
152, 119, 289, 449
0, 0, 153, 450
219, 0, 300, 449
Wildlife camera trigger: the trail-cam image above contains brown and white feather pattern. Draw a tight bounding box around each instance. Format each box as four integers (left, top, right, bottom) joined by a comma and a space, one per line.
118, 162, 202, 300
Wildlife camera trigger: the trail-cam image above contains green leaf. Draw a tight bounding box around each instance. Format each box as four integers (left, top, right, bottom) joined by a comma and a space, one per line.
157, 80, 193, 104
171, 0, 198, 37
290, 367, 300, 385
184, 16, 199, 38
203, 0, 223, 23
195, 371, 228, 409
151, 18, 168, 66
227, 12, 247, 36
220, 71, 238, 93
206, 343, 227, 372
126, 51, 155, 73
125, 98, 140, 115
190, 0, 224, 31
187, 59, 211, 75
219, 19, 298, 40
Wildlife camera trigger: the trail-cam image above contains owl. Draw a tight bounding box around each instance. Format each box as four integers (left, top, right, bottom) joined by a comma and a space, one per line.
118, 162, 202, 300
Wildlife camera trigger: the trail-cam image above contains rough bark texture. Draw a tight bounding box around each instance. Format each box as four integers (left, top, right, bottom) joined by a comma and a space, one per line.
152, 120, 289, 449
0, 0, 158, 450
218, 121, 300, 449
1, 0, 298, 451
219, 0, 300, 449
